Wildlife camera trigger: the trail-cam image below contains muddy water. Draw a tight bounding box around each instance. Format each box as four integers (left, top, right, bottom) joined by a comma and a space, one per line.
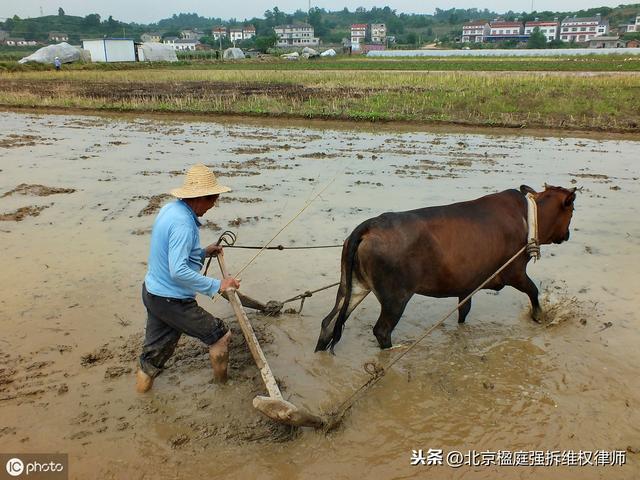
0, 111, 638, 479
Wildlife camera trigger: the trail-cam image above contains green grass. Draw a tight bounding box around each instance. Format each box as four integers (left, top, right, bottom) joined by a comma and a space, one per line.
0, 67, 638, 132
2, 54, 640, 73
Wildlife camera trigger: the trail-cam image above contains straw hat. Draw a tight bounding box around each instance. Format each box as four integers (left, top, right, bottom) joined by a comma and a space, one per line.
170, 163, 231, 198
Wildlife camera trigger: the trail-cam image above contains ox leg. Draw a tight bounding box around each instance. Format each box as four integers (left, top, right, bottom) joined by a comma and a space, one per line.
458, 296, 472, 324
372, 294, 412, 349
315, 282, 370, 352
511, 275, 542, 323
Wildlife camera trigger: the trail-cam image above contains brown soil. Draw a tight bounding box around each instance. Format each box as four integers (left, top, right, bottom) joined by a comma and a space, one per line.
134, 193, 173, 216
1, 183, 76, 198
0, 204, 50, 221
0, 134, 43, 148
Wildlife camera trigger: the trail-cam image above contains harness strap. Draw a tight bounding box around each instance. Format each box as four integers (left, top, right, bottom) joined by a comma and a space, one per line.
526, 193, 541, 261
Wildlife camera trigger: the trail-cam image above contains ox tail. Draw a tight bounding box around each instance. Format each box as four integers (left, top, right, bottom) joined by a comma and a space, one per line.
328, 221, 369, 350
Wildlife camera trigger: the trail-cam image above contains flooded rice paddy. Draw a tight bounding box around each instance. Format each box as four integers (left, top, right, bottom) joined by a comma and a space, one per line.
0, 111, 639, 479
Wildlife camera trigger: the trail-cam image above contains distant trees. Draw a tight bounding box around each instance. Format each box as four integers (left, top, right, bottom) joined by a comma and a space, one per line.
254, 34, 277, 52
83, 13, 101, 27
58, 7, 65, 16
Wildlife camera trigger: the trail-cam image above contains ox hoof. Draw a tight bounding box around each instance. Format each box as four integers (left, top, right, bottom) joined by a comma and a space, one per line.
383, 342, 411, 352
531, 308, 543, 323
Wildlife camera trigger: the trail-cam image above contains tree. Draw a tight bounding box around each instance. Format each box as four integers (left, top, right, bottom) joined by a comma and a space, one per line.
254, 34, 276, 53
83, 13, 101, 27
527, 27, 547, 49
58, 7, 65, 16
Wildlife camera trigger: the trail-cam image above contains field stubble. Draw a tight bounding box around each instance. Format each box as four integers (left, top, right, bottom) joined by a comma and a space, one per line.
0, 68, 638, 132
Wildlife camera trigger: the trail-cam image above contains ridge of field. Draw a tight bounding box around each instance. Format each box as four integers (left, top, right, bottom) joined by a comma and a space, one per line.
1, 67, 638, 133
3, 55, 640, 72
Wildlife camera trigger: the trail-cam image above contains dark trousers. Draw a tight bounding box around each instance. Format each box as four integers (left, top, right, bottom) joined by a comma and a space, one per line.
139, 283, 228, 378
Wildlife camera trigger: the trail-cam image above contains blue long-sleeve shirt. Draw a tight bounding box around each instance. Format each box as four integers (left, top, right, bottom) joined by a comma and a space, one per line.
144, 199, 220, 299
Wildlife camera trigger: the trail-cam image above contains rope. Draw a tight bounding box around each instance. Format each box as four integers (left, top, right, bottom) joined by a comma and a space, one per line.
234, 173, 339, 279
225, 244, 342, 250
323, 243, 528, 433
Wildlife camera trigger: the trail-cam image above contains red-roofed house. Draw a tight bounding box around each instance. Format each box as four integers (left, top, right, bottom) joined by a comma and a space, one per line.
524, 19, 559, 42
351, 24, 367, 49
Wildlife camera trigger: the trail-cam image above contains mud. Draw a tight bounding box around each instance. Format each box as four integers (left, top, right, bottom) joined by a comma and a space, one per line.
1, 183, 76, 198
0, 111, 638, 479
0, 204, 50, 221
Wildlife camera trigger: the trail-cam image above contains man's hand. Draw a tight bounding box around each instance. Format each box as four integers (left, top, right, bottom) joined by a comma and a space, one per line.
205, 243, 223, 257
219, 275, 240, 293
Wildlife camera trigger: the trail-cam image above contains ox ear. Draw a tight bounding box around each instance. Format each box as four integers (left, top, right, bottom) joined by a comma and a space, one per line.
520, 185, 537, 195
563, 187, 577, 207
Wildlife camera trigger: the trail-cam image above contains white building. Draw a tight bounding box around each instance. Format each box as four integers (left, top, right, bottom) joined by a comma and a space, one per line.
180, 29, 204, 40
488, 20, 524, 38
370, 23, 386, 44
274, 24, 319, 47
461, 21, 490, 43
230, 28, 243, 43
212, 26, 227, 40
163, 38, 198, 50
621, 14, 640, 33
48, 32, 68, 42
560, 15, 608, 43
5, 38, 38, 46
141, 32, 161, 43
524, 20, 559, 42
350, 24, 367, 48
243, 25, 256, 40
82, 39, 136, 62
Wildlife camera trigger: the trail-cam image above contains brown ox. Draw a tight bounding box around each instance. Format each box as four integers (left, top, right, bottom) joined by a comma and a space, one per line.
315, 185, 576, 352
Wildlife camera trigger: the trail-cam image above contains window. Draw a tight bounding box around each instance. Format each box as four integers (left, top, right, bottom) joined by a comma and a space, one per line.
580, 27, 586, 31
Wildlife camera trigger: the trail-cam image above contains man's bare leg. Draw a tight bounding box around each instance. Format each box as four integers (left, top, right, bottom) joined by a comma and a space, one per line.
209, 330, 231, 383
135, 369, 153, 393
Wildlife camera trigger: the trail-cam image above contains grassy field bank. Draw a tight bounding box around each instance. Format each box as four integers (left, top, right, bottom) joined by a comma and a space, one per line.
2, 54, 640, 73
1, 68, 639, 132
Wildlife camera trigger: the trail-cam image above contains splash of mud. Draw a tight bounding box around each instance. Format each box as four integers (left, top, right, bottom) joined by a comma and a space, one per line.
539, 280, 596, 327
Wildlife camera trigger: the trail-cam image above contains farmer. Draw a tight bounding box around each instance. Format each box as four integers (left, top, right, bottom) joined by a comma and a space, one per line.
54, 56, 61, 71
136, 163, 240, 393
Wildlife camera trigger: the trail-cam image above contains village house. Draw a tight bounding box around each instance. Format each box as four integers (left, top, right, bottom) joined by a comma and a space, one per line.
370, 23, 387, 44
48, 32, 68, 42
524, 19, 559, 42
180, 29, 205, 40
274, 23, 319, 47
619, 14, 640, 33
229, 28, 243, 44
211, 26, 227, 40
4, 38, 38, 46
0, 30, 8, 42
141, 32, 162, 43
461, 20, 490, 43
350, 24, 367, 49
242, 25, 256, 40
486, 20, 527, 42
163, 37, 198, 50
560, 14, 608, 43
588, 36, 625, 48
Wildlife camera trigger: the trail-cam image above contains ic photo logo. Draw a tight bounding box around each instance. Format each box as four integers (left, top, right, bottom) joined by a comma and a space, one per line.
2, 455, 67, 478
5, 458, 24, 477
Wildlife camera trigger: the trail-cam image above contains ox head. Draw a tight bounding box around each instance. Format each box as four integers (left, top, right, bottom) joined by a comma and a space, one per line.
520, 184, 577, 245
